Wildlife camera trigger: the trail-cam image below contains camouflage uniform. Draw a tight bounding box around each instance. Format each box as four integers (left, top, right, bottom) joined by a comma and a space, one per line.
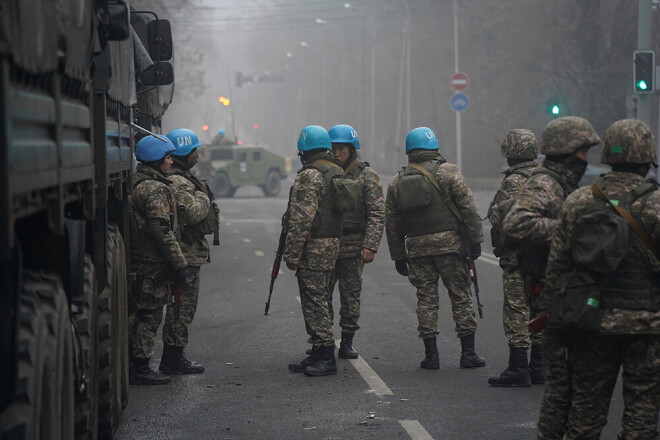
503, 116, 601, 439
385, 150, 484, 339
328, 155, 385, 334
128, 164, 187, 360
163, 160, 211, 348
283, 150, 342, 348
546, 119, 660, 440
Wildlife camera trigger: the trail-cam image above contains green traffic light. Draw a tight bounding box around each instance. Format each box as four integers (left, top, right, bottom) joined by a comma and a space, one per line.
637, 80, 648, 91
551, 105, 560, 115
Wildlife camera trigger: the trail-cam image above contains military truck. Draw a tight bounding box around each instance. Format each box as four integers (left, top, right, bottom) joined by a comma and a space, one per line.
0, 2, 175, 439
197, 133, 290, 197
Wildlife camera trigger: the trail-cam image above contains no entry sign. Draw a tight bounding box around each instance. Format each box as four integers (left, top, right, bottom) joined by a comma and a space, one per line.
450, 72, 469, 91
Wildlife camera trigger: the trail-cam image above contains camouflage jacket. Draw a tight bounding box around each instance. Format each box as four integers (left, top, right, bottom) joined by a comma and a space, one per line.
129, 164, 187, 275
385, 150, 484, 261
546, 171, 660, 334
283, 151, 341, 271
168, 161, 211, 266
338, 158, 385, 259
487, 160, 538, 231
502, 159, 582, 247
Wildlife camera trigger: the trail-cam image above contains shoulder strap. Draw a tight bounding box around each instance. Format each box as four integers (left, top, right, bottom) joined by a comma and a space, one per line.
343, 157, 362, 176
511, 167, 534, 179
591, 182, 660, 261
311, 159, 344, 173
408, 162, 463, 222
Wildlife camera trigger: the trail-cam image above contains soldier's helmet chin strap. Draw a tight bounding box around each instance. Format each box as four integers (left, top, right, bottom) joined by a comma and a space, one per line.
130, 122, 169, 143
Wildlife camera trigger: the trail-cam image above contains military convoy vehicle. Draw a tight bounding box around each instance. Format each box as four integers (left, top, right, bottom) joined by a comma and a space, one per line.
0, 2, 175, 438
197, 133, 291, 197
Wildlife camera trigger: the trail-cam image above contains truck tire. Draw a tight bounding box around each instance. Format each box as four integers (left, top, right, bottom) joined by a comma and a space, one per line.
0, 271, 75, 440
74, 255, 99, 440
262, 170, 281, 197
212, 172, 233, 198
97, 225, 129, 440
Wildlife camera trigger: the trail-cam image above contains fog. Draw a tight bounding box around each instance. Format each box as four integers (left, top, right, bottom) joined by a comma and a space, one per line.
135, 0, 659, 179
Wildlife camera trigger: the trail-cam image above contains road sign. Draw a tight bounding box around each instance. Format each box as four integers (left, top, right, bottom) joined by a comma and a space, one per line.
450, 93, 469, 112
450, 72, 469, 91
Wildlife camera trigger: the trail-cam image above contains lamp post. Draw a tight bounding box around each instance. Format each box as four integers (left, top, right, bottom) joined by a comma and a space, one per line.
299, 41, 327, 125
315, 18, 346, 109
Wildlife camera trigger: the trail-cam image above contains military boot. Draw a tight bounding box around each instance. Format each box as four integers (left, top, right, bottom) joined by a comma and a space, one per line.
420, 337, 440, 369
528, 344, 545, 384
304, 345, 337, 377
459, 333, 486, 368
487, 347, 531, 387
130, 357, 171, 385
159, 345, 205, 375
338, 332, 359, 359
289, 346, 319, 373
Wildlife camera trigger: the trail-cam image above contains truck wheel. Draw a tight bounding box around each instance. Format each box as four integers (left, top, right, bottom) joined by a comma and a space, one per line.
97, 224, 128, 440
0, 271, 75, 440
262, 170, 281, 197
213, 173, 233, 198
74, 255, 99, 440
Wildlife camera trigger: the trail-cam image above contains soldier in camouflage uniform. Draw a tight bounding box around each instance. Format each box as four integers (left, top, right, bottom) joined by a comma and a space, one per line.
385, 127, 486, 369
285, 126, 344, 377
502, 116, 601, 439
160, 128, 219, 375
546, 119, 660, 440
128, 135, 187, 385
327, 124, 385, 359
487, 129, 541, 387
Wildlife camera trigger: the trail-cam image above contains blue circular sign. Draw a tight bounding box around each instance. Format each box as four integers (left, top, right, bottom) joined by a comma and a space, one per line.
450, 93, 469, 112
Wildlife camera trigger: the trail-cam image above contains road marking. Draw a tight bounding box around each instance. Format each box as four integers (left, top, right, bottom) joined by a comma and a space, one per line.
334, 341, 393, 396
480, 251, 499, 267
254, 250, 265, 257
243, 238, 252, 243
398, 420, 434, 440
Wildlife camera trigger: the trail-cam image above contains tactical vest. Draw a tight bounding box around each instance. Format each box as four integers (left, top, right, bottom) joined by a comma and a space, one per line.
591, 179, 660, 310
169, 165, 219, 244
301, 159, 344, 238
396, 159, 459, 237
342, 159, 368, 233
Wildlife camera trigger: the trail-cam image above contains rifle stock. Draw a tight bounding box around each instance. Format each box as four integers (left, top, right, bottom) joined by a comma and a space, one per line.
265, 211, 289, 315
462, 224, 484, 319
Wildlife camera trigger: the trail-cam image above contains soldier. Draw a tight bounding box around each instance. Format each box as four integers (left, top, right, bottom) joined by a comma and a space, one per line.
487, 129, 541, 387
385, 127, 486, 369
285, 126, 344, 377
546, 119, 659, 439
327, 124, 385, 359
128, 135, 187, 385
502, 116, 601, 439
160, 128, 219, 375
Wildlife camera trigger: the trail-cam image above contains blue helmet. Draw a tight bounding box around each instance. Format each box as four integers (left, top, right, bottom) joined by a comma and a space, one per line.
405, 127, 438, 154
297, 125, 331, 152
166, 128, 202, 157
136, 135, 176, 162
329, 124, 360, 149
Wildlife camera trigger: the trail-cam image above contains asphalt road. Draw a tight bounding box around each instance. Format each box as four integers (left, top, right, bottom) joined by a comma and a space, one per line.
115, 175, 625, 440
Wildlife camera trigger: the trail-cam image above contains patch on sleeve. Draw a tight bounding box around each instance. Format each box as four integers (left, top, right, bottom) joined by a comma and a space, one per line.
296, 188, 306, 201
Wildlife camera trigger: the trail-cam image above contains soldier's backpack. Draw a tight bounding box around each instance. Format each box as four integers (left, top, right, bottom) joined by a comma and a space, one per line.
305, 159, 358, 213
395, 160, 445, 213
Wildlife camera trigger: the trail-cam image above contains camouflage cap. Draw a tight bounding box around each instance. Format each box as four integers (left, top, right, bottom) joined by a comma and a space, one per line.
540, 116, 601, 155
500, 129, 538, 159
601, 119, 657, 165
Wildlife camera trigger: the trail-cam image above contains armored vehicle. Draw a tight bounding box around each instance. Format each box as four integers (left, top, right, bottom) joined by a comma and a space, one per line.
197, 134, 290, 197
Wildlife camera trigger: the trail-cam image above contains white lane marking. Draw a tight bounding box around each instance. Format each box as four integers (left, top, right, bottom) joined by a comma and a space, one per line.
399, 420, 435, 440
334, 341, 393, 396
243, 238, 252, 243
254, 250, 265, 257
480, 251, 499, 267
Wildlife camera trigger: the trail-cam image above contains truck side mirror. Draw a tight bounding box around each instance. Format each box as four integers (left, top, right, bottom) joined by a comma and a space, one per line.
108, 1, 131, 41
141, 62, 174, 86
147, 19, 173, 60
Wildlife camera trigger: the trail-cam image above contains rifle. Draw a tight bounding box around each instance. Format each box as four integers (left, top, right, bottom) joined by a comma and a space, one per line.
211, 200, 220, 246
171, 285, 182, 320
463, 225, 484, 319
265, 210, 289, 315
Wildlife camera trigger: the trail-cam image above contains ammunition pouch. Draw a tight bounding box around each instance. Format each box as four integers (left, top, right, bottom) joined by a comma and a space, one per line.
547, 271, 601, 333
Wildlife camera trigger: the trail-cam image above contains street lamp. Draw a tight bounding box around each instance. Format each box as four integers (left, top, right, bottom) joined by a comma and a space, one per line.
315, 17, 346, 108
298, 41, 328, 125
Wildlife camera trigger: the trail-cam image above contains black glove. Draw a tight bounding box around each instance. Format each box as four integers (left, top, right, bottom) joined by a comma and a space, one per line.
468, 243, 481, 260
395, 259, 409, 276
172, 268, 187, 287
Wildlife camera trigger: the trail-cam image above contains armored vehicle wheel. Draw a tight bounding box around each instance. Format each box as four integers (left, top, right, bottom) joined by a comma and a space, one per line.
213, 172, 234, 198
262, 170, 281, 197
0, 271, 75, 440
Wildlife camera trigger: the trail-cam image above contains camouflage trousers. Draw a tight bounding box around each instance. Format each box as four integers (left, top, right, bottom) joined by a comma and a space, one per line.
408, 253, 477, 338
500, 251, 542, 348
297, 269, 334, 347
128, 273, 170, 359
163, 266, 200, 348
328, 256, 364, 334
564, 334, 660, 440
537, 329, 573, 440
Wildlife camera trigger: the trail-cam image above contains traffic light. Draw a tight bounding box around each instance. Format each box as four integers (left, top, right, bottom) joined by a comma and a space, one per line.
633, 50, 655, 94
546, 99, 561, 117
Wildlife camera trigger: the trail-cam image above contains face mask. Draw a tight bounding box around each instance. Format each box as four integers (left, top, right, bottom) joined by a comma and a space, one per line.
645, 165, 657, 180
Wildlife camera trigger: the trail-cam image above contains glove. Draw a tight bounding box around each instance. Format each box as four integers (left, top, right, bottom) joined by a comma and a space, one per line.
468, 243, 481, 260
395, 259, 409, 277
172, 268, 187, 287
